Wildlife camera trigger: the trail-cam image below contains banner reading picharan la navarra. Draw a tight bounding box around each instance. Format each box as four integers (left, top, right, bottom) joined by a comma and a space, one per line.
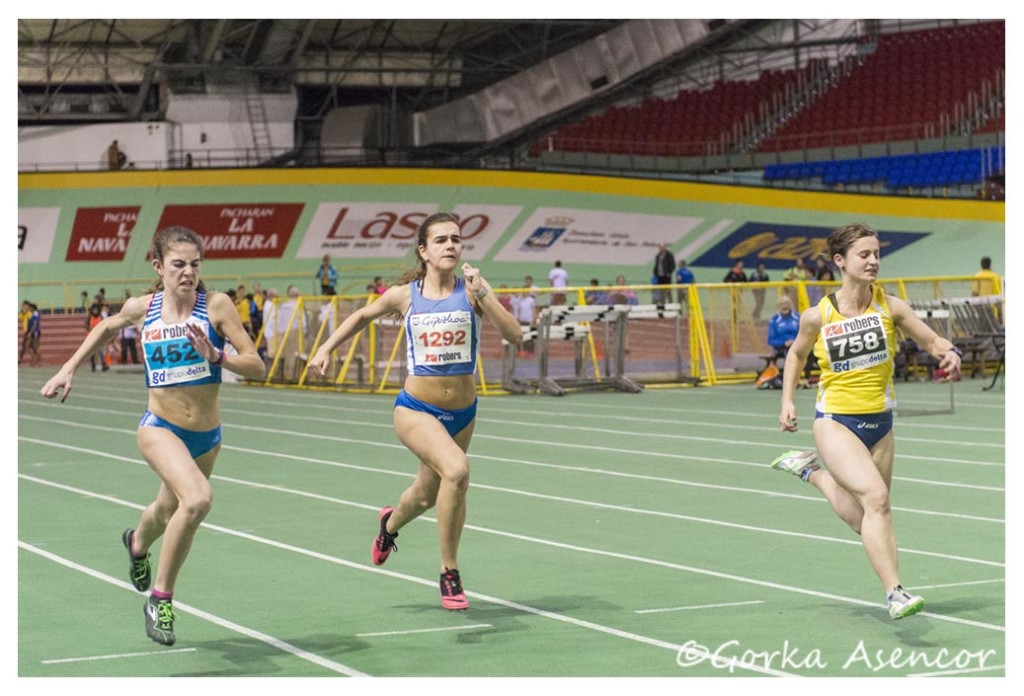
155, 203, 305, 259
493, 208, 703, 265
65, 206, 142, 262
295, 202, 524, 261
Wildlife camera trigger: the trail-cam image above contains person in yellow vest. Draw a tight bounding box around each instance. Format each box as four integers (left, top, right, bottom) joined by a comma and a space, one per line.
769, 223, 962, 621
19, 300, 31, 363
971, 256, 1001, 297
235, 284, 252, 337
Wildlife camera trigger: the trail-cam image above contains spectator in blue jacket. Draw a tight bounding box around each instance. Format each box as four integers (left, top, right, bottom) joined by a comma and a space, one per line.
767, 295, 800, 360
675, 258, 695, 304
767, 295, 813, 384
316, 254, 339, 296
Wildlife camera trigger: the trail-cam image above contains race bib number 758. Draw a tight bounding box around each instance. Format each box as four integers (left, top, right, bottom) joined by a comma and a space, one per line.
822, 314, 890, 373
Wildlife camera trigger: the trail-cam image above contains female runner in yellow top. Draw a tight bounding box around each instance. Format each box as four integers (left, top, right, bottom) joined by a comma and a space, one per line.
771, 223, 962, 620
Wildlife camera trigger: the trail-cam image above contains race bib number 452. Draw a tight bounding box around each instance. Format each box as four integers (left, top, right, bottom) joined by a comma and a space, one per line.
822, 314, 890, 373
409, 310, 473, 367
144, 336, 210, 386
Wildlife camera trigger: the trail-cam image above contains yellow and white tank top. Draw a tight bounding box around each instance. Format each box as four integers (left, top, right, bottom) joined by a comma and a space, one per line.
813, 285, 897, 414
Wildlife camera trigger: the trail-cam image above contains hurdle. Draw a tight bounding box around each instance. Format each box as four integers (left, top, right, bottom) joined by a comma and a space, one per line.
501, 303, 706, 395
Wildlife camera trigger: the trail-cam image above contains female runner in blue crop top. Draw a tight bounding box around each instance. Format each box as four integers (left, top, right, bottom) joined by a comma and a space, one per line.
41, 226, 266, 645
308, 212, 523, 610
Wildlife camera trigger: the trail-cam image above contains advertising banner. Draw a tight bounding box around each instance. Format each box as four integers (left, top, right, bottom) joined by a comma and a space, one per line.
155, 203, 304, 259
65, 206, 142, 262
493, 208, 703, 264
690, 222, 930, 270
296, 203, 523, 260
18, 207, 62, 264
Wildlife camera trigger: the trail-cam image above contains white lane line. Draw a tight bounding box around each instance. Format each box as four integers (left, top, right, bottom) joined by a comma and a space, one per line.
20, 473, 1006, 634
913, 578, 1005, 591
41, 648, 196, 664
356, 624, 492, 638
18, 541, 368, 677
19, 404, 1007, 468
18, 418, 1006, 528
18, 437, 1005, 570
11, 481, 794, 677
635, 600, 765, 615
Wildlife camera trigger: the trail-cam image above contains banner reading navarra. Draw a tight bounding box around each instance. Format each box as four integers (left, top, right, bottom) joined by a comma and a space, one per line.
690, 222, 930, 270
66, 206, 141, 261
156, 203, 305, 259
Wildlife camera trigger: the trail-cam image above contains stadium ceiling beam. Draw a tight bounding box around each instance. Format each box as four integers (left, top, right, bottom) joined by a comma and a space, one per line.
201, 19, 228, 64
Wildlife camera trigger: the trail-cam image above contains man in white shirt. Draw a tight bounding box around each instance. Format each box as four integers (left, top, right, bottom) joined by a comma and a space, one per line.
548, 260, 568, 305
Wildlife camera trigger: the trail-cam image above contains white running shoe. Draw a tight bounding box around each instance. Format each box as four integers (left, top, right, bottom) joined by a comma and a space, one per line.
770, 450, 821, 479
887, 585, 925, 619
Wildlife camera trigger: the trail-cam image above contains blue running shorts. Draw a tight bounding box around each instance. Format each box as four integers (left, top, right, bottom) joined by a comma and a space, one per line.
395, 390, 478, 438
815, 411, 893, 450
139, 410, 222, 459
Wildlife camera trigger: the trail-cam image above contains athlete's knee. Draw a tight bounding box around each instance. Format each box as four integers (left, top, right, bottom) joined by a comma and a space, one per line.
180, 486, 213, 523
442, 456, 470, 490
860, 487, 891, 516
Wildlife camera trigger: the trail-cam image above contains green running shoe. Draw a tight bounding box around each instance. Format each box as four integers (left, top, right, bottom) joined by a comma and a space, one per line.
887, 586, 925, 620
122, 528, 151, 592
770, 450, 821, 481
144, 595, 176, 646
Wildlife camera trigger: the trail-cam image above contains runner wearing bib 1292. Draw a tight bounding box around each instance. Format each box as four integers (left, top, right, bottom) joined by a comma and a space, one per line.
404, 277, 479, 377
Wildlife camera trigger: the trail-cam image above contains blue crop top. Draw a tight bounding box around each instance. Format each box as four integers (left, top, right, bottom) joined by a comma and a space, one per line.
404, 278, 479, 377
141, 291, 225, 388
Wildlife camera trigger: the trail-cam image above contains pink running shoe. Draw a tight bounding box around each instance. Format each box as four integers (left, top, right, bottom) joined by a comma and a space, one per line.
371, 507, 398, 566
440, 568, 468, 610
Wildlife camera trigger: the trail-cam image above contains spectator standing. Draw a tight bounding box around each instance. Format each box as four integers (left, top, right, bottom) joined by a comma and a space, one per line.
86, 304, 109, 372
749, 262, 770, 320
548, 260, 569, 305
316, 254, 339, 296
107, 140, 124, 170
249, 282, 265, 340
675, 259, 696, 305
522, 274, 537, 298
22, 302, 42, 366
373, 276, 388, 295
19, 301, 33, 363
652, 243, 676, 303
235, 285, 253, 337
971, 256, 1001, 297
784, 258, 814, 282
723, 260, 748, 283
121, 323, 140, 365
259, 288, 280, 362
